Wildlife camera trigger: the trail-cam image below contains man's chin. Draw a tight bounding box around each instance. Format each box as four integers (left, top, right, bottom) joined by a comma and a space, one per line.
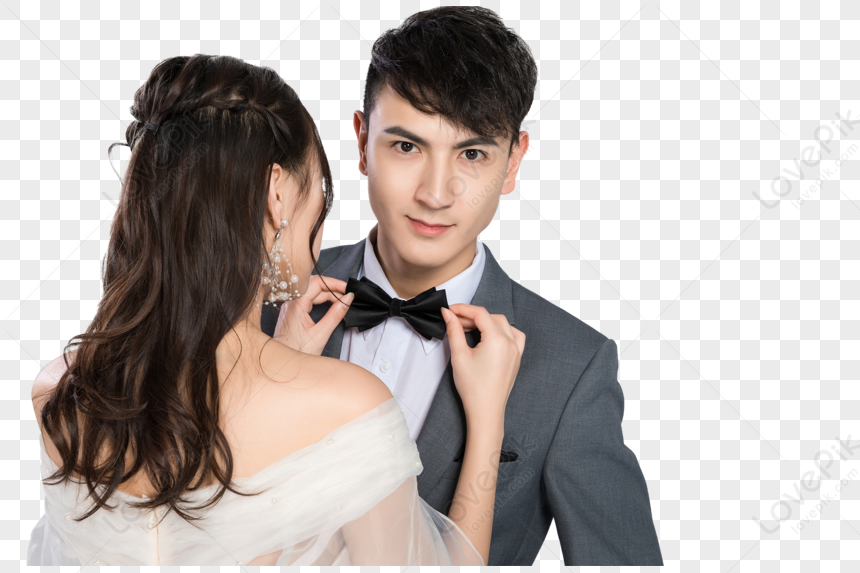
386, 238, 455, 270
396, 247, 450, 270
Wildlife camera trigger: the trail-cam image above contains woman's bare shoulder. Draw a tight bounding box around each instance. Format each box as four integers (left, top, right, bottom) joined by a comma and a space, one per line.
31, 352, 75, 405
299, 353, 395, 419
30, 352, 77, 471
247, 347, 395, 464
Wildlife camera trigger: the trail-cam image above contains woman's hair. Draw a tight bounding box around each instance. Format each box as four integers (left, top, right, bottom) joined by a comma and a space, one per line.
35, 54, 334, 525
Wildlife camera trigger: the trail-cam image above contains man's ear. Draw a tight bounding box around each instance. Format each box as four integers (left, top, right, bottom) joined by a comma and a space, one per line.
500, 131, 529, 196
353, 110, 368, 177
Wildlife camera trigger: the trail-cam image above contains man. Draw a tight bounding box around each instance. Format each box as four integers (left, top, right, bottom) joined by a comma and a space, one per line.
263, 6, 663, 566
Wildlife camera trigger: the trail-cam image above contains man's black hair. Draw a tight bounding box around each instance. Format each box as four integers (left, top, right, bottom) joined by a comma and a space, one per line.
362, 6, 538, 152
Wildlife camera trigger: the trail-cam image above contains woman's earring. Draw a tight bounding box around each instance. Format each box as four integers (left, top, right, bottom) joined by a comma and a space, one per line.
260, 218, 301, 306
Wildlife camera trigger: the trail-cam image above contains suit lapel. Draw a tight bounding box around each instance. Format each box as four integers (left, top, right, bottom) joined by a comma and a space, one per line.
309, 239, 366, 359
415, 243, 516, 499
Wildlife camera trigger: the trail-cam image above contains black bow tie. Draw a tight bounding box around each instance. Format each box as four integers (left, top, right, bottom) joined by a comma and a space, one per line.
342, 276, 449, 341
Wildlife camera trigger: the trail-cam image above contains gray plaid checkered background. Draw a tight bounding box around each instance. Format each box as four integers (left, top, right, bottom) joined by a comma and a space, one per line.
2, 0, 859, 570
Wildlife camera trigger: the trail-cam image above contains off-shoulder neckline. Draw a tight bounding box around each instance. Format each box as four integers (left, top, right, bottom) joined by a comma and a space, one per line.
40, 396, 400, 502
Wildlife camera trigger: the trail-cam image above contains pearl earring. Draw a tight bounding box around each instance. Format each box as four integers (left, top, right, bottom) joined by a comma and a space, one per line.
256, 218, 301, 310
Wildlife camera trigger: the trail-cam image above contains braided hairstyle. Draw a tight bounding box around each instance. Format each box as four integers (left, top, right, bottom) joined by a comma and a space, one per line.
36, 55, 334, 525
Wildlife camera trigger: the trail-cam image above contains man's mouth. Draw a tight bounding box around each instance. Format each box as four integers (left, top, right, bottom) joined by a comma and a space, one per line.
408, 216, 450, 228
407, 216, 452, 236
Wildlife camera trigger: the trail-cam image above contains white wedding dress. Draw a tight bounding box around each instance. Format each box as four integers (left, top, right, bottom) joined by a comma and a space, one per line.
26, 397, 483, 566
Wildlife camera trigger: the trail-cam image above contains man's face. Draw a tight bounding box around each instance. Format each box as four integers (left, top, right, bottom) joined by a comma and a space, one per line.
355, 84, 528, 270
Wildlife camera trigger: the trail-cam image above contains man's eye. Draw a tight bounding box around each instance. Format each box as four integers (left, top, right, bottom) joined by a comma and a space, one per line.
396, 142, 416, 153
461, 149, 485, 161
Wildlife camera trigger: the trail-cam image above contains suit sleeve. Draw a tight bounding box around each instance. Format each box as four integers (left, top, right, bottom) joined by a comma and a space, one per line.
542, 338, 664, 566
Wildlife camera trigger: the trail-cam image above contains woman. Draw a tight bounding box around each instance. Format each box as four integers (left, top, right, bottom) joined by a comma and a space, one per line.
26, 54, 525, 566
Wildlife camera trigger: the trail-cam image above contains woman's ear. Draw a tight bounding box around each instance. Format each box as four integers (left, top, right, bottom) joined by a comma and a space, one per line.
267, 164, 288, 227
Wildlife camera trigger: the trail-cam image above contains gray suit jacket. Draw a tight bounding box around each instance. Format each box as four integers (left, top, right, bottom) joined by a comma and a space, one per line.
261, 239, 663, 566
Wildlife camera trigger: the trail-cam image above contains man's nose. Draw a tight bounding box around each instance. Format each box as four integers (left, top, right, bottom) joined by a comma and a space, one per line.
414, 160, 458, 209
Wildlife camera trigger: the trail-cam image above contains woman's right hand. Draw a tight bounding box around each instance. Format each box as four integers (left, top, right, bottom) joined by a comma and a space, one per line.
273, 275, 354, 356
441, 304, 525, 432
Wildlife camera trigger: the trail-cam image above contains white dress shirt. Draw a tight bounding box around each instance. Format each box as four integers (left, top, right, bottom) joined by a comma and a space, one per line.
339, 230, 486, 441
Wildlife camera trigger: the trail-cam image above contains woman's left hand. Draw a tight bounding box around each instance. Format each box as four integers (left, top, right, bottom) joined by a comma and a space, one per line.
273, 275, 354, 356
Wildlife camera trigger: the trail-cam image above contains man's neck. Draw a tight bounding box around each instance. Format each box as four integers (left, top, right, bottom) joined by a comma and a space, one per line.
370, 225, 477, 300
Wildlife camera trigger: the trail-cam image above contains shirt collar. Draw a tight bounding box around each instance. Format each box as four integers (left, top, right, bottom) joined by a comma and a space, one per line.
356, 226, 487, 355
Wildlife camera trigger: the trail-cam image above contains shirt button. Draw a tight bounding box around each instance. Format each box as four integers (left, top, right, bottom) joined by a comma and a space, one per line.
65, 514, 72, 520
379, 361, 391, 373
388, 433, 394, 440
414, 460, 422, 468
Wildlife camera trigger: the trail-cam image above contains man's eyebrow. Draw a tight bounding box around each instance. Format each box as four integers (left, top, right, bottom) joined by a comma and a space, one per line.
381, 127, 500, 150
381, 126, 430, 147
452, 136, 500, 150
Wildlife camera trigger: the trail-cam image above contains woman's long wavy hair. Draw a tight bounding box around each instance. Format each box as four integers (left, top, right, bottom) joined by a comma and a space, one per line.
34, 54, 335, 526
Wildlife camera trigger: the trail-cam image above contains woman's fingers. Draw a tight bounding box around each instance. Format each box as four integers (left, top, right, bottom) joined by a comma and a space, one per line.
489, 313, 514, 338
310, 289, 350, 307
442, 307, 469, 357
447, 304, 513, 339
312, 292, 354, 340
510, 326, 526, 355
451, 314, 477, 331
273, 275, 353, 356
447, 304, 513, 340
302, 275, 348, 307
